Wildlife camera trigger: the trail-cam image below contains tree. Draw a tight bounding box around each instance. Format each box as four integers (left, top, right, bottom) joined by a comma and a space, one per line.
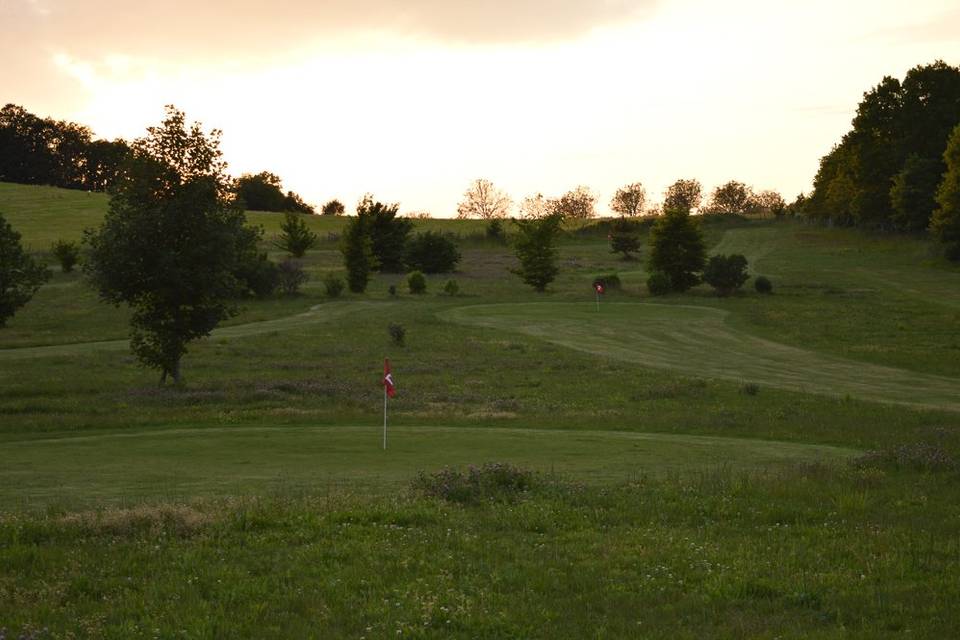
703, 254, 750, 296
753, 190, 787, 217
234, 172, 287, 212
457, 178, 512, 219
83, 106, 261, 385
890, 154, 942, 232
553, 186, 597, 219
274, 211, 318, 257
647, 208, 706, 292
931, 123, 960, 260
663, 179, 703, 213
356, 194, 412, 272
512, 213, 563, 291
610, 182, 646, 217
519, 193, 555, 219
340, 215, 376, 292
609, 216, 640, 260
705, 181, 753, 215
51, 239, 80, 273
322, 199, 345, 216
405, 231, 461, 273
0, 212, 50, 326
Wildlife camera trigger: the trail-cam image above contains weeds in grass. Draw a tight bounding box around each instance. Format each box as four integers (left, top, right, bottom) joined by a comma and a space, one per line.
854, 441, 956, 472
388, 323, 406, 346
411, 463, 535, 504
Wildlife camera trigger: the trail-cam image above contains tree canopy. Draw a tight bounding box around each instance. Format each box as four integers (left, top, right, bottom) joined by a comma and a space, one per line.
84, 106, 261, 384
0, 212, 50, 327
457, 179, 512, 219
610, 182, 647, 217
663, 179, 703, 213
647, 208, 706, 292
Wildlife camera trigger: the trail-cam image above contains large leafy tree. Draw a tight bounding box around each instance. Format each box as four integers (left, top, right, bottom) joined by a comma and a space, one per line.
553, 186, 597, 220
356, 194, 412, 272
663, 179, 703, 213
84, 106, 261, 385
512, 213, 563, 291
340, 214, 376, 292
705, 181, 753, 215
931, 123, 960, 260
0, 212, 51, 327
647, 208, 706, 292
610, 182, 646, 217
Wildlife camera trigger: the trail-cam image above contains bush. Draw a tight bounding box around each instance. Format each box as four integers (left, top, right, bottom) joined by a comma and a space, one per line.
323, 274, 344, 298
646, 271, 671, 296
341, 215, 376, 293
609, 216, 641, 259
235, 253, 279, 298
405, 231, 461, 273
0, 212, 51, 327
647, 208, 706, 292
443, 279, 460, 296
411, 463, 535, 504
388, 284, 398, 297
593, 273, 621, 290
703, 253, 750, 296
388, 323, 406, 346
407, 270, 426, 294
274, 212, 318, 258
512, 214, 562, 292
754, 275, 773, 294
51, 239, 80, 273
277, 259, 308, 295
486, 219, 506, 242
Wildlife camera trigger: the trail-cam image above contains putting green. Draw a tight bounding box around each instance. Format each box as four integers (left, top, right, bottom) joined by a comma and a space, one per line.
0, 301, 383, 361
441, 302, 960, 412
2, 425, 855, 508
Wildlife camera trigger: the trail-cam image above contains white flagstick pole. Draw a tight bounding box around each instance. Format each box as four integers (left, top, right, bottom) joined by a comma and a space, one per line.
383, 385, 387, 450
596, 288, 600, 312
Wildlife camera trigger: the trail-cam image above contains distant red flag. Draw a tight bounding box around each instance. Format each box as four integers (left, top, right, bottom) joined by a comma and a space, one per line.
383, 358, 396, 398
595, 282, 605, 294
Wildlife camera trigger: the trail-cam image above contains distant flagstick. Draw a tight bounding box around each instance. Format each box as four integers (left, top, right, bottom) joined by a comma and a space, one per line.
382, 358, 396, 450
594, 282, 605, 312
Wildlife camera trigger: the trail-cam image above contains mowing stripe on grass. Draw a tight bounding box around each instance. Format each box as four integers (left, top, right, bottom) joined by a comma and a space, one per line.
440, 302, 960, 412
0, 301, 383, 360
2, 425, 857, 508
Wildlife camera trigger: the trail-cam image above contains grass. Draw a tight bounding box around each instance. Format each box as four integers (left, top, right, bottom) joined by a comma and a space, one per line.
2, 182, 960, 638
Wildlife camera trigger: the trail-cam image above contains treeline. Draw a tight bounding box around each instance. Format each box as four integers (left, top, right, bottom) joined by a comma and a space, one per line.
0, 103, 317, 214
804, 61, 960, 234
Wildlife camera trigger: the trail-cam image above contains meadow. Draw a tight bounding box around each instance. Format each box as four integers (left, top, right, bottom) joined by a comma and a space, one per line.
1, 183, 960, 638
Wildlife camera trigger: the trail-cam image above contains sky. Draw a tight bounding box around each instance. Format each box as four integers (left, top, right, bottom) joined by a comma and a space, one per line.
3, 0, 960, 216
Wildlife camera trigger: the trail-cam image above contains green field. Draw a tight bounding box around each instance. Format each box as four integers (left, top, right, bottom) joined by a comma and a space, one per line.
2, 183, 960, 638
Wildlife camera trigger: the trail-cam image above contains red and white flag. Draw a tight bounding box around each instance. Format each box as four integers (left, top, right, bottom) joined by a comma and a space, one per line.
383, 358, 396, 398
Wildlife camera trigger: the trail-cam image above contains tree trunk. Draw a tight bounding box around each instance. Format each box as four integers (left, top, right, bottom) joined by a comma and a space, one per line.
171, 357, 182, 385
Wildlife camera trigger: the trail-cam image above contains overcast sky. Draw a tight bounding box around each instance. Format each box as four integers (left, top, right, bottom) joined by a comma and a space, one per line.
3, 0, 960, 215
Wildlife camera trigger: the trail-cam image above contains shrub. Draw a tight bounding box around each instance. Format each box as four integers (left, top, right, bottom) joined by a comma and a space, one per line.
741, 382, 760, 395
703, 253, 750, 296
51, 239, 80, 273
277, 259, 308, 295
340, 215, 376, 293
443, 279, 460, 296
323, 274, 344, 298
388, 323, 406, 346
411, 463, 535, 504
646, 271, 671, 296
486, 219, 506, 242
405, 231, 461, 273
512, 214, 562, 292
0, 212, 51, 327
754, 275, 773, 294
647, 208, 706, 292
235, 253, 279, 298
593, 273, 621, 290
609, 216, 641, 259
321, 199, 345, 216
388, 284, 398, 297
274, 212, 318, 258
407, 270, 426, 294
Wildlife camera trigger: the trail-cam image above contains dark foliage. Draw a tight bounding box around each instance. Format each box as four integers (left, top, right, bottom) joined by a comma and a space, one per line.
340, 215, 376, 293
388, 322, 406, 346
357, 194, 412, 272
407, 270, 427, 294
646, 271, 671, 296
931, 123, 960, 260
443, 279, 460, 295
405, 231, 461, 273
411, 463, 535, 505
323, 274, 344, 298
592, 273, 621, 290
486, 219, 506, 242
647, 208, 706, 292
321, 199, 345, 216
83, 106, 260, 384
511, 213, 562, 292
703, 253, 750, 296
274, 212, 318, 257
50, 239, 80, 273
0, 212, 51, 326
234, 172, 314, 214
234, 252, 279, 298
609, 216, 641, 259
277, 259, 308, 295
754, 275, 773, 294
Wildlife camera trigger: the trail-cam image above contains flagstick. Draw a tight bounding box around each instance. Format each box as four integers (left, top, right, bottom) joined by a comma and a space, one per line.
383, 385, 388, 450
596, 289, 600, 312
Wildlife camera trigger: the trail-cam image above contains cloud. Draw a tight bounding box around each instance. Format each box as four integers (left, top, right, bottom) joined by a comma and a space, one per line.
8, 0, 658, 58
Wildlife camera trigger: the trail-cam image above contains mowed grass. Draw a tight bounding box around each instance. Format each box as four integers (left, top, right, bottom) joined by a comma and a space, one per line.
1, 424, 856, 508
2, 183, 960, 638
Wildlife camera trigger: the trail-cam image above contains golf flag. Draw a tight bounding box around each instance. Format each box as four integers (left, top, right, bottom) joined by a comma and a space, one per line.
383, 358, 396, 398
595, 282, 605, 295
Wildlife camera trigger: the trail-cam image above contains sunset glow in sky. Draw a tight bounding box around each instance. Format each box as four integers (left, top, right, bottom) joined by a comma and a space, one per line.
3, 0, 960, 215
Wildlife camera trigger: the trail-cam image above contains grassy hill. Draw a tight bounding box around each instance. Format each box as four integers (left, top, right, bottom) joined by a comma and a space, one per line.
2, 182, 960, 637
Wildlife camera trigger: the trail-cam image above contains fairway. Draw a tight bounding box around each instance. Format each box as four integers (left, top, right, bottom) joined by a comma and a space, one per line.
1, 425, 856, 509
441, 302, 960, 412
